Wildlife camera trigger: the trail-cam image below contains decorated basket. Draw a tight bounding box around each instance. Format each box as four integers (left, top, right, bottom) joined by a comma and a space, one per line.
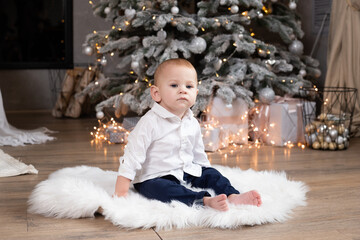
300, 87, 357, 150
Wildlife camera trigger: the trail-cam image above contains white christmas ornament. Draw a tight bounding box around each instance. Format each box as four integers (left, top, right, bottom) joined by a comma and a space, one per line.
171, 6, 179, 14
299, 69, 307, 77
131, 61, 139, 69
190, 37, 207, 54
289, 40, 304, 55
214, 59, 222, 71
104, 7, 111, 14
84, 46, 93, 56
125, 9, 136, 20
230, 5, 239, 14
259, 87, 275, 104
96, 111, 104, 119
157, 29, 167, 41
289, 1, 297, 10
100, 56, 107, 66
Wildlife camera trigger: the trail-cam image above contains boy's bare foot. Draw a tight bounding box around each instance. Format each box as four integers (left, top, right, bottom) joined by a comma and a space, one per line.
228, 190, 262, 207
203, 194, 229, 211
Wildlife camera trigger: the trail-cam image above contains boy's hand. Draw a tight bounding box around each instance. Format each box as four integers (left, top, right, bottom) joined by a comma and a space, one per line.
113, 175, 131, 198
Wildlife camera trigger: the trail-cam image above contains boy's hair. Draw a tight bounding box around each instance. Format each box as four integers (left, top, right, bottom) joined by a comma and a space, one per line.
154, 58, 197, 86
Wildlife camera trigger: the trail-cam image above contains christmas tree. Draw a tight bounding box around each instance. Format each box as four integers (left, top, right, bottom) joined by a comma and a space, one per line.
81, 0, 321, 118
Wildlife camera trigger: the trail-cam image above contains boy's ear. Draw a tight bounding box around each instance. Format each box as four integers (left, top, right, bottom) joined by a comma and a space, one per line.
150, 85, 161, 102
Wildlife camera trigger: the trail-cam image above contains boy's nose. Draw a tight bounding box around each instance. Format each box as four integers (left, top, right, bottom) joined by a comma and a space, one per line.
179, 86, 187, 93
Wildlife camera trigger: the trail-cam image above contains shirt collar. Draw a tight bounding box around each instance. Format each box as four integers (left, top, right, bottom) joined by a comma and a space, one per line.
151, 102, 193, 120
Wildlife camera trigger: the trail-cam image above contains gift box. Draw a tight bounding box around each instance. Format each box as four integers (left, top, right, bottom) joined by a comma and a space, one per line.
105, 126, 129, 144
208, 97, 248, 144
201, 122, 229, 152
264, 97, 315, 146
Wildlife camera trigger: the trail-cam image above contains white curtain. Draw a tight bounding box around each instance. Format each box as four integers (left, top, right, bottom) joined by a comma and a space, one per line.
325, 0, 360, 136
0, 89, 55, 146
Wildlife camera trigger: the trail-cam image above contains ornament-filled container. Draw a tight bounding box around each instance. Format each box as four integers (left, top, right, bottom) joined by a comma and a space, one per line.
300, 87, 357, 150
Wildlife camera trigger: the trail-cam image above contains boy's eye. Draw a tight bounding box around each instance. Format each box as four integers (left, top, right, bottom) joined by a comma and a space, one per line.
186, 85, 194, 89
170, 84, 178, 88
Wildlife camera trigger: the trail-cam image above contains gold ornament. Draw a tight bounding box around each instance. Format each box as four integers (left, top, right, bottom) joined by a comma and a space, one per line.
320, 142, 328, 150
318, 113, 328, 121
328, 142, 337, 150
338, 124, 345, 135
312, 141, 320, 149
305, 123, 316, 134
338, 143, 345, 150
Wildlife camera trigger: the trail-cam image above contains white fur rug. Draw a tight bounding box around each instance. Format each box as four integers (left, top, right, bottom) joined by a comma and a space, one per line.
28, 165, 308, 230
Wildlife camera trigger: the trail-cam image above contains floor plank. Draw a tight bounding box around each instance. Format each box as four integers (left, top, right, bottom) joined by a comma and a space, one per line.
1, 111, 360, 239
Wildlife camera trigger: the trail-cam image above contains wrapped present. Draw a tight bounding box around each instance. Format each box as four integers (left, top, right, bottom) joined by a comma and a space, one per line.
248, 104, 270, 143
265, 96, 315, 146
105, 126, 129, 144
208, 97, 248, 144
201, 121, 229, 152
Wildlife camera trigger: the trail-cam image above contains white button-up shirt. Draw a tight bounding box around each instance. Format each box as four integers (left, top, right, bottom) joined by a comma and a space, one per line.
118, 102, 211, 184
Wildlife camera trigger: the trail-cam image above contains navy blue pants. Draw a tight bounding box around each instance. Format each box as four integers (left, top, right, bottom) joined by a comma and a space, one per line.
134, 167, 239, 206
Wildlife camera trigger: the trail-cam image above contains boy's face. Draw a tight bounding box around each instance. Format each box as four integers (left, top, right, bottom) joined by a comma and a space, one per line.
151, 64, 198, 118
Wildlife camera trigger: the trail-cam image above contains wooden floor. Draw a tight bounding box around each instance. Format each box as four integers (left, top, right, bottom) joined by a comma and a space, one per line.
1, 111, 360, 240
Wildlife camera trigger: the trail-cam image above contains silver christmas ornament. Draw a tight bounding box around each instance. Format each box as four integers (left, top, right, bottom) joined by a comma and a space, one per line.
257, 11, 264, 18
131, 61, 139, 69
157, 29, 167, 41
230, 5, 239, 13
324, 135, 332, 143
214, 59, 222, 71
289, 1, 297, 10
289, 40, 304, 55
96, 111, 104, 119
238, 33, 244, 40
190, 37, 207, 54
125, 9, 136, 20
100, 56, 107, 66
258, 87, 275, 104
104, 7, 111, 14
318, 124, 328, 134
299, 69, 307, 77
343, 128, 350, 138
310, 133, 317, 144
171, 6, 179, 14
84, 46, 93, 56
329, 128, 338, 140
336, 136, 344, 145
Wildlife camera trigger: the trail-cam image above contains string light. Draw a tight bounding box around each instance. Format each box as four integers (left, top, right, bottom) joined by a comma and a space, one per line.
90, 118, 129, 145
